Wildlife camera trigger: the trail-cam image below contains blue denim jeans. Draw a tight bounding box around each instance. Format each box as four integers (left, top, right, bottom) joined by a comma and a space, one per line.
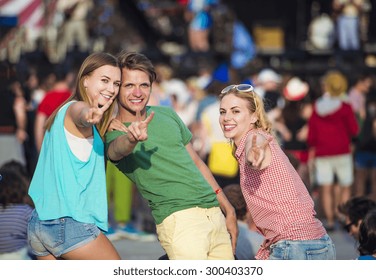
355, 151, 376, 168
28, 210, 100, 257
337, 15, 360, 50
269, 234, 336, 260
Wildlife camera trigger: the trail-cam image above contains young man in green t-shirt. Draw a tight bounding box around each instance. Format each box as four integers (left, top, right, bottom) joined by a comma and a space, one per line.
105, 51, 237, 260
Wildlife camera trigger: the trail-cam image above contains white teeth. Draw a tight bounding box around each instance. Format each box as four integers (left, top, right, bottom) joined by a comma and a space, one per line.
224, 125, 235, 130
101, 93, 111, 99
131, 99, 142, 103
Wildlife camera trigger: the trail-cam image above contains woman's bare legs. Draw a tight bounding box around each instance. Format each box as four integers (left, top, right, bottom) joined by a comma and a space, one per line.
61, 233, 121, 260
353, 168, 368, 197
370, 168, 376, 200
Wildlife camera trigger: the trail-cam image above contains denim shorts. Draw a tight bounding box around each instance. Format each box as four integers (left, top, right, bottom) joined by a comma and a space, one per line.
269, 234, 336, 260
355, 151, 376, 168
28, 210, 100, 257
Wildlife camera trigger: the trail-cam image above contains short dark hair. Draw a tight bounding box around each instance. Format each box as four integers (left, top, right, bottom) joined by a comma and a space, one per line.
116, 51, 157, 84
222, 184, 247, 220
338, 196, 376, 225
1, 159, 30, 182
0, 169, 29, 208
358, 209, 376, 256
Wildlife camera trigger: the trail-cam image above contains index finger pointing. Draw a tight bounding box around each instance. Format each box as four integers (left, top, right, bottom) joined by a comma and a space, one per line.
100, 98, 113, 112
144, 111, 155, 124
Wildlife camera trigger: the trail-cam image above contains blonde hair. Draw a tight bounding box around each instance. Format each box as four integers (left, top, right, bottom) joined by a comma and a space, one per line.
44, 52, 120, 137
323, 70, 348, 97
219, 88, 273, 133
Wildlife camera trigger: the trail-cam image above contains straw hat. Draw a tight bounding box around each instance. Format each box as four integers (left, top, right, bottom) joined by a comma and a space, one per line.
323, 71, 348, 97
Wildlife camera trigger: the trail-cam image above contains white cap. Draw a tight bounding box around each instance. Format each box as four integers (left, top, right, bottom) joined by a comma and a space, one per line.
283, 77, 309, 101
257, 69, 282, 84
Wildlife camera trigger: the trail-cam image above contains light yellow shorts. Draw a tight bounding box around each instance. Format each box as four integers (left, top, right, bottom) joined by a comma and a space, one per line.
156, 206, 234, 260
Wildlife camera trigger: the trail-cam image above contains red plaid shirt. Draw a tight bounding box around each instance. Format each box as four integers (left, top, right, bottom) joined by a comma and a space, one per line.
235, 129, 326, 260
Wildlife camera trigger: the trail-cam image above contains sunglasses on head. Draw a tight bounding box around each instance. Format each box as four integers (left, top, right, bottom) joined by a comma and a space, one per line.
221, 84, 257, 111
221, 84, 254, 94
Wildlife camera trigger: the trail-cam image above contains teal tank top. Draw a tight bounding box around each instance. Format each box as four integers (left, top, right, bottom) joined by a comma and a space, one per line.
29, 101, 108, 231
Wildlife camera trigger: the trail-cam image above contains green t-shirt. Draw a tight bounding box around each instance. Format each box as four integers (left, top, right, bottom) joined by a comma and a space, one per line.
105, 106, 219, 224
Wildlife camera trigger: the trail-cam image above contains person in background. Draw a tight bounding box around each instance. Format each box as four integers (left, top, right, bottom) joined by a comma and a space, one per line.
27, 52, 121, 260
222, 184, 264, 260
338, 196, 376, 241
353, 92, 376, 199
219, 83, 335, 260
105, 160, 157, 242
307, 70, 359, 230
0, 159, 33, 208
357, 208, 376, 260
253, 68, 284, 127
56, 0, 94, 60
184, 0, 218, 52
21, 69, 42, 177
332, 0, 363, 51
106, 51, 237, 260
347, 73, 373, 130
0, 167, 34, 260
275, 77, 313, 191
0, 62, 27, 168
34, 71, 73, 152
104, 161, 134, 241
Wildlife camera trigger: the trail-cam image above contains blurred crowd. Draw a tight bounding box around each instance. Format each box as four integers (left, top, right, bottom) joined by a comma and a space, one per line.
1, 0, 376, 260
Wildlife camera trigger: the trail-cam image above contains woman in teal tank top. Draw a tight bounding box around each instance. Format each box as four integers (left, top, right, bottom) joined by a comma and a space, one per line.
27, 52, 122, 260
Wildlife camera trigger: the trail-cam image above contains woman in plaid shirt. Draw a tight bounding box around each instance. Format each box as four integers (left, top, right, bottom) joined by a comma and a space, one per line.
218, 84, 335, 260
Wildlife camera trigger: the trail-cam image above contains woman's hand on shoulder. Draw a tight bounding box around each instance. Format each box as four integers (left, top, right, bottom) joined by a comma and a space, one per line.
107, 118, 128, 133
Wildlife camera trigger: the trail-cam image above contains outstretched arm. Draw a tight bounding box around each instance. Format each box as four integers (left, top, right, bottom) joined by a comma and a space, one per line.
68, 94, 115, 129
107, 111, 154, 161
186, 143, 238, 254
12, 82, 28, 143
34, 112, 48, 152
245, 134, 271, 170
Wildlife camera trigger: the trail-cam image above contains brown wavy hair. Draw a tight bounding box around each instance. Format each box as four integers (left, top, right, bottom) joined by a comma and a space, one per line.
44, 52, 120, 137
116, 51, 157, 84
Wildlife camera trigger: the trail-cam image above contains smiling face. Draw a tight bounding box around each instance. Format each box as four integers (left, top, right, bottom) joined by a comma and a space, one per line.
219, 93, 256, 146
83, 64, 121, 107
117, 68, 152, 121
